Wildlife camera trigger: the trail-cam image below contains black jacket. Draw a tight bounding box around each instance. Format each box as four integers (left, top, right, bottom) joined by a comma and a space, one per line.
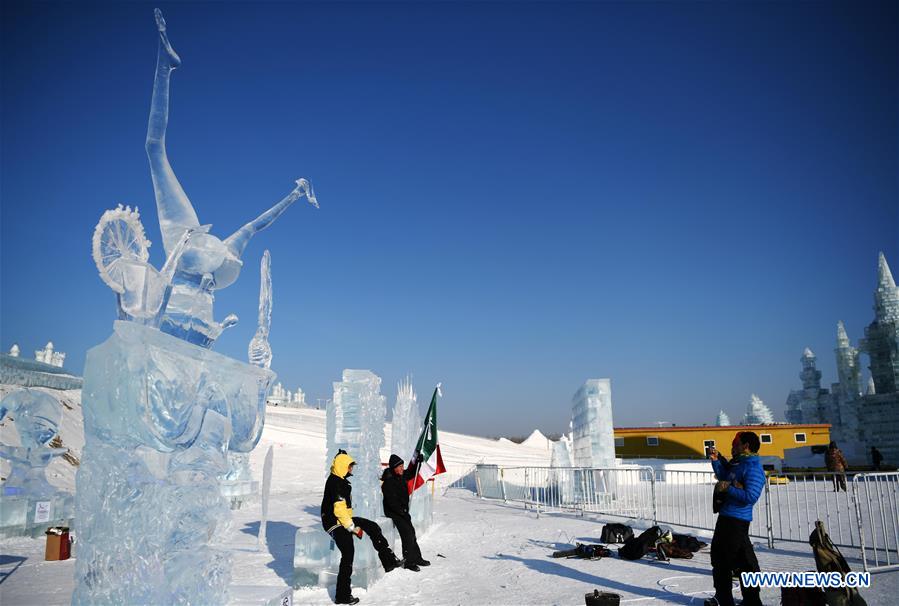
381, 466, 416, 518
321, 469, 354, 532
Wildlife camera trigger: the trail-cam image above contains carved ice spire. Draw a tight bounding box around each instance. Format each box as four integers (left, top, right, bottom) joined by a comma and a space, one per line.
715, 410, 731, 426
741, 394, 775, 425
836, 321, 850, 347
874, 252, 899, 324
879, 252, 896, 288
248, 250, 273, 369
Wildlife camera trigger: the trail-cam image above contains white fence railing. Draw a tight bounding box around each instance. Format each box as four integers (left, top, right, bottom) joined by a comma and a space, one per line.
474, 465, 899, 573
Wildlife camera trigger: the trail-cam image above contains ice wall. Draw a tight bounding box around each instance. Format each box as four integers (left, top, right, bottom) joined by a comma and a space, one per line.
570, 379, 616, 468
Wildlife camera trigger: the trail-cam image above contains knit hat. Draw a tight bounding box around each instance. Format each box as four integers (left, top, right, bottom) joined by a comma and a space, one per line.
388, 454, 404, 469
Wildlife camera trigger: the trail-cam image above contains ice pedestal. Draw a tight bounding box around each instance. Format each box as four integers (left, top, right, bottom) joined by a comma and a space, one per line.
293, 518, 399, 590
72, 321, 274, 606
409, 489, 433, 533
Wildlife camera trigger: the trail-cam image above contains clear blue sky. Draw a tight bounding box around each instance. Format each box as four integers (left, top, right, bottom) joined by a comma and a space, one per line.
1, 1, 896, 436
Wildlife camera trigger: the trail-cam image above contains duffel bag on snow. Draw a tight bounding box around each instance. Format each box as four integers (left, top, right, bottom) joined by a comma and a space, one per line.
585, 589, 620, 606
600, 523, 634, 544
618, 526, 663, 560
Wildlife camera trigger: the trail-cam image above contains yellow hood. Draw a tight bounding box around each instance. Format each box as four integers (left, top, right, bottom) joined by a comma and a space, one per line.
330, 453, 355, 478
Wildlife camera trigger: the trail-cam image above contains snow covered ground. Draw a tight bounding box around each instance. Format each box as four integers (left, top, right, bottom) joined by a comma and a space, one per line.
2, 403, 897, 605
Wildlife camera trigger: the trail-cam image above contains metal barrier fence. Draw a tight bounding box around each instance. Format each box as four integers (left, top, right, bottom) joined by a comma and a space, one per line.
474, 465, 899, 572
852, 473, 899, 572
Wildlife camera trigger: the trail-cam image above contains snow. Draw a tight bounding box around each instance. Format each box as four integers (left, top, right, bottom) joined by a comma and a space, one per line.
2, 402, 897, 605
521, 429, 552, 451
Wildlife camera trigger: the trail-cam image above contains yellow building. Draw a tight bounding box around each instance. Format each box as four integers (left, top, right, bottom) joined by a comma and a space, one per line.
614, 424, 831, 460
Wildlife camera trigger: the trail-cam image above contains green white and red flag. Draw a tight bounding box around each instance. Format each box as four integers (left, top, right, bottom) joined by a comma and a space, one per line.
408, 384, 447, 494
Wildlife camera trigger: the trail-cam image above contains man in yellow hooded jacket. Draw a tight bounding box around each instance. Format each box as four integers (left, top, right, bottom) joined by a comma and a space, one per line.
321, 450, 402, 604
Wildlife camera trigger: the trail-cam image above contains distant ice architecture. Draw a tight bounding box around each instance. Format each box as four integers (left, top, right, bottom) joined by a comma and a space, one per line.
741, 394, 775, 425
295, 370, 399, 589
0, 389, 74, 536
73, 8, 314, 605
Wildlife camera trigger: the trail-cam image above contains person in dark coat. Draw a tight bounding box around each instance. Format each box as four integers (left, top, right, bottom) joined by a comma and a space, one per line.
709, 431, 765, 606
321, 450, 402, 605
825, 441, 848, 492
871, 446, 883, 471
381, 454, 430, 572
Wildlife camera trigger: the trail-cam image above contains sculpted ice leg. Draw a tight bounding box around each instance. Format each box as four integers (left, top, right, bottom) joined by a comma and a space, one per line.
147, 8, 198, 255
224, 179, 318, 259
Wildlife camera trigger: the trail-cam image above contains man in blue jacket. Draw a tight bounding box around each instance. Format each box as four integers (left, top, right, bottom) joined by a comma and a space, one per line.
709, 431, 765, 606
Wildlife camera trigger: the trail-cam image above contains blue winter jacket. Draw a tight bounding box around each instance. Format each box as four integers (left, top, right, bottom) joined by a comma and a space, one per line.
711, 453, 765, 522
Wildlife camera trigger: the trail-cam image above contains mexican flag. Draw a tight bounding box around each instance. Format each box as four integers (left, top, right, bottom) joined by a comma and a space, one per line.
408, 384, 447, 494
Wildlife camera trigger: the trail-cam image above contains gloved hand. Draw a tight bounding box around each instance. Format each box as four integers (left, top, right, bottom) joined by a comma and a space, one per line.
715, 480, 731, 493
354, 527, 364, 539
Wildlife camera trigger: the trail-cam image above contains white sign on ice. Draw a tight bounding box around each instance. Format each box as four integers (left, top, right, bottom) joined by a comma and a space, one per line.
34, 501, 52, 524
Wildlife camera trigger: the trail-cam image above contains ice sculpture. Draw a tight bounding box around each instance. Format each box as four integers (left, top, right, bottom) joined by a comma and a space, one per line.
295, 370, 395, 590
389, 376, 433, 531
570, 379, 616, 468
221, 251, 274, 508
549, 435, 574, 504
0, 389, 74, 536
258, 445, 273, 550
715, 410, 731, 426
93, 204, 193, 327
146, 10, 316, 348
248, 250, 273, 368
390, 376, 419, 462
73, 9, 299, 604
550, 435, 573, 468
741, 394, 775, 425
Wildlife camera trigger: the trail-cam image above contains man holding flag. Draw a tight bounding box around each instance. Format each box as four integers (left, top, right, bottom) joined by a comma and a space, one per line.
381, 384, 446, 570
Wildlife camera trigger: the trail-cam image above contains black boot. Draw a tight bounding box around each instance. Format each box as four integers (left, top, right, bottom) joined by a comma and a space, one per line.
383, 556, 403, 572
416, 558, 431, 566
335, 595, 360, 605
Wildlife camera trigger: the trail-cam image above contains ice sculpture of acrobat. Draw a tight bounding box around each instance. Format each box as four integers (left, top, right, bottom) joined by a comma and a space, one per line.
147, 9, 317, 348
0, 389, 73, 537
73, 9, 314, 605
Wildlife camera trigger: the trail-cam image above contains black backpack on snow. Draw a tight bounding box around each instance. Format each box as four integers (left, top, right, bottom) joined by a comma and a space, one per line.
672, 533, 707, 553
600, 523, 634, 544
617, 526, 663, 560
